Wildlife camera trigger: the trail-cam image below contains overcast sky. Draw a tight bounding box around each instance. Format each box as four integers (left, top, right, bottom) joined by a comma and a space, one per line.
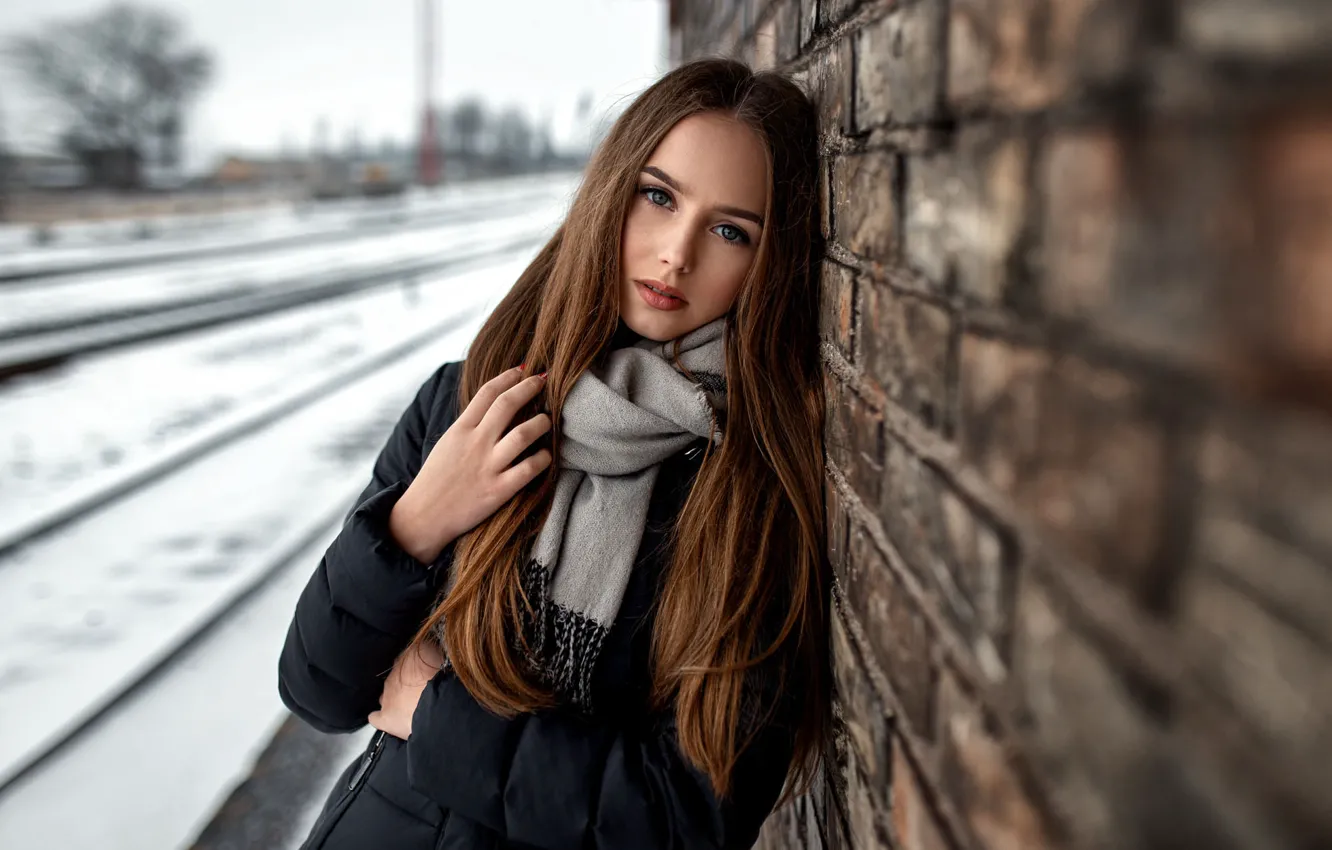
0, 0, 669, 167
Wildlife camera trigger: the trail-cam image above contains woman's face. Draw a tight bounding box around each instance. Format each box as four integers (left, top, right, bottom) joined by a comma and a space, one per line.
619, 111, 769, 342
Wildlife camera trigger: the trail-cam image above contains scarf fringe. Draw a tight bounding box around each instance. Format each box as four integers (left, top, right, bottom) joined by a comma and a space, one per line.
429, 560, 609, 714
519, 558, 608, 712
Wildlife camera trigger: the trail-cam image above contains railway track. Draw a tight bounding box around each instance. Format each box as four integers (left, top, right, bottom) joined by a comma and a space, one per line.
0, 181, 570, 284
0, 296, 489, 798
0, 231, 545, 382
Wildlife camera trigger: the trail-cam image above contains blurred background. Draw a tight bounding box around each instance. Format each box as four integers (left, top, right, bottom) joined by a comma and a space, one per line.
3, 0, 1331, 849
0, 1, 668, 847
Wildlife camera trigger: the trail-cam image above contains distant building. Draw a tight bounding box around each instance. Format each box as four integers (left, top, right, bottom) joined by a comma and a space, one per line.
209, 155, 319, 187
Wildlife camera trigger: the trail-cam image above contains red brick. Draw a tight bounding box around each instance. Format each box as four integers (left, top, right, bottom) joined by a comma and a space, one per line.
845, 731, 895, 849
1229, 110, 1332, 415
937, 670, 1054, 850
947, 0, 1135, 113
905, 126, 1029, 303
1196, 409, 1332, 644
832, 151, 898, 265
824, 373, 852, 473
1039, 126, 1231, 368
1039, 130, 1121, 319
820, 261, 857, 363
1180, 0, 1332, 65
878, 432, 1012, 670
855, 1, 946, 130
809, 38, 853, 137
826, 476, 851, 592
1179, 568, 1332, 805
891, 742, 955, 850
959, 336, 1169, 598
847, 525, 936, 738
832, 611, 893, 815
828, 384, 883, 507
1013, 574, 1162, 849
859, 281, 950, 429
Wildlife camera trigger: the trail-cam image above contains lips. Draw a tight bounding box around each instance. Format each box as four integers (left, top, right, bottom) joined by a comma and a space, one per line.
634, 279, 687, 303
634, 279, 689, 311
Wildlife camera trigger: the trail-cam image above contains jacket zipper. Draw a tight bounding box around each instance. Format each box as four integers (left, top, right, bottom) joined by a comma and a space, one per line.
348, 729, 386, 791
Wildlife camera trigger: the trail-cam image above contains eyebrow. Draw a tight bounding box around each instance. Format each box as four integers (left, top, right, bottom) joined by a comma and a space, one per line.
640, 166, 765, 228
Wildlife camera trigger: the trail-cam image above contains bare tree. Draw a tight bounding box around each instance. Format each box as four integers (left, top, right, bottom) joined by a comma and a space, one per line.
5, 4, 213, 188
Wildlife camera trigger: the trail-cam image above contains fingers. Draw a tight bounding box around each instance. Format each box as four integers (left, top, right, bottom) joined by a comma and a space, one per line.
496, 448, 553, 493
477, 372, 547, 440
493, 412, 552, 468
456, 366, 528, 429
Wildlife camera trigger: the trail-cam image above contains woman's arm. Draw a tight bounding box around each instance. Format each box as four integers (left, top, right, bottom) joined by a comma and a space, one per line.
277, 362, 460, 733
278, 362, 554, 734
405, 667, 798, 850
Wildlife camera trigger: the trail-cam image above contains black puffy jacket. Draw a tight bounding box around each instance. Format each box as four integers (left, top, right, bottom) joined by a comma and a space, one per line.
278, 358, 799, 849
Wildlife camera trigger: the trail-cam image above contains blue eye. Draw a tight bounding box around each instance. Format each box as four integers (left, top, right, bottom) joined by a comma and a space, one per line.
640, 186, 672, 207
715, 223, 749, 245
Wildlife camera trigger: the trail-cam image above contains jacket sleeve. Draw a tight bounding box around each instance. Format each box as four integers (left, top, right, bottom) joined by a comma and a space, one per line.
278, 361, 461, 734
405, 663, 799, 850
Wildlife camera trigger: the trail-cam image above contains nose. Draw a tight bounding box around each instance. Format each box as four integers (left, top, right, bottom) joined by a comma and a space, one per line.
658, 219, 695, 276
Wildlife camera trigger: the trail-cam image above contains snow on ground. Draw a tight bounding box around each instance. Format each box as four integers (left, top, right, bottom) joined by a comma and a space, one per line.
0, 195, 567, 335
0, 253, 541, 550
0, 176, 574, 845
0, 173, 580, 278
0, 510, 371, 850
0, 257, 522, 791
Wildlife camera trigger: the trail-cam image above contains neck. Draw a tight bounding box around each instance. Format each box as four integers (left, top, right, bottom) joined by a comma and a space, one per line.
608, 319, 643, 350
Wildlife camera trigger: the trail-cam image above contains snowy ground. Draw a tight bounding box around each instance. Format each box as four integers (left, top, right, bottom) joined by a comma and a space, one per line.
0, 507, 369, 850
0, 173, 580, 279
0, 189, 568, 335
0, 258, 526, 790
0, 216, 563, 542
0, 174, 571, 847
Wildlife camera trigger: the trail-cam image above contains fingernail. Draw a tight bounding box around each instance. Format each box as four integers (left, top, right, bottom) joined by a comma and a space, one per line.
538, 371, 548, 379
518, 362, 526, 371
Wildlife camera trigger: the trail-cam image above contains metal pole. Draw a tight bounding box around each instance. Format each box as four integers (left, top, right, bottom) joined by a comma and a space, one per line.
418, 0, 440, 187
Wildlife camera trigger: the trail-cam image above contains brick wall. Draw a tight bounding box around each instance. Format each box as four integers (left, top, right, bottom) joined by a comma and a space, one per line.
667, 2, 1332, 849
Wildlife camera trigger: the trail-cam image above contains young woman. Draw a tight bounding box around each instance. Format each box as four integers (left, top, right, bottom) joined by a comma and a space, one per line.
279, 58, 830, 850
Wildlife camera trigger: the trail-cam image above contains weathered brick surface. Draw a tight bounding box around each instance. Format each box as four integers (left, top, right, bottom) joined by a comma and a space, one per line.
1012, 574, 1162, 850
821, 261, 858, 362
669, 0, 1332, 847
936, 670, 1052, 850
960, 337, 1170, 600
1228, 108, 1332, 416
859, 281, 949, 428
878, 433, 1010, 668
854, 1, 946, 130
905, 126, 1029, 304
891, 743, 953, 850
842, 524, 936, 739
831, 610, 893, 817
946, 0, 1137, 113
832, 151, 898, 266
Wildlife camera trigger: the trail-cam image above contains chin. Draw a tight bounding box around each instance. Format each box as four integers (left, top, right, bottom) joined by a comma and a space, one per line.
621, 308, 693, 342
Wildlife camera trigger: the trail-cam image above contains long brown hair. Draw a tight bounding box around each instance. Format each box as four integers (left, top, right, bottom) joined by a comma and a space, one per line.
410, 58, 829, 803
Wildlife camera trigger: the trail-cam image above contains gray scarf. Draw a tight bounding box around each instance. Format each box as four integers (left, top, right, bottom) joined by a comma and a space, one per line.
508, 316, 728, 711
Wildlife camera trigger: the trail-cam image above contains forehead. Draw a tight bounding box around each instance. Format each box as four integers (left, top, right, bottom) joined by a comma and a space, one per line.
646, 112, 769, 211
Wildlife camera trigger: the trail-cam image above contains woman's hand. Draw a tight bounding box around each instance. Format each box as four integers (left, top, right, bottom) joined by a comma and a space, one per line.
390, 366, 552, 564
368, 640, 446, 740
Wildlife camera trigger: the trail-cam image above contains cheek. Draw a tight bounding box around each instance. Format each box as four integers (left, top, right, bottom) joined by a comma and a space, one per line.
621, 206, 652, 262
698, 248, 752, 311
